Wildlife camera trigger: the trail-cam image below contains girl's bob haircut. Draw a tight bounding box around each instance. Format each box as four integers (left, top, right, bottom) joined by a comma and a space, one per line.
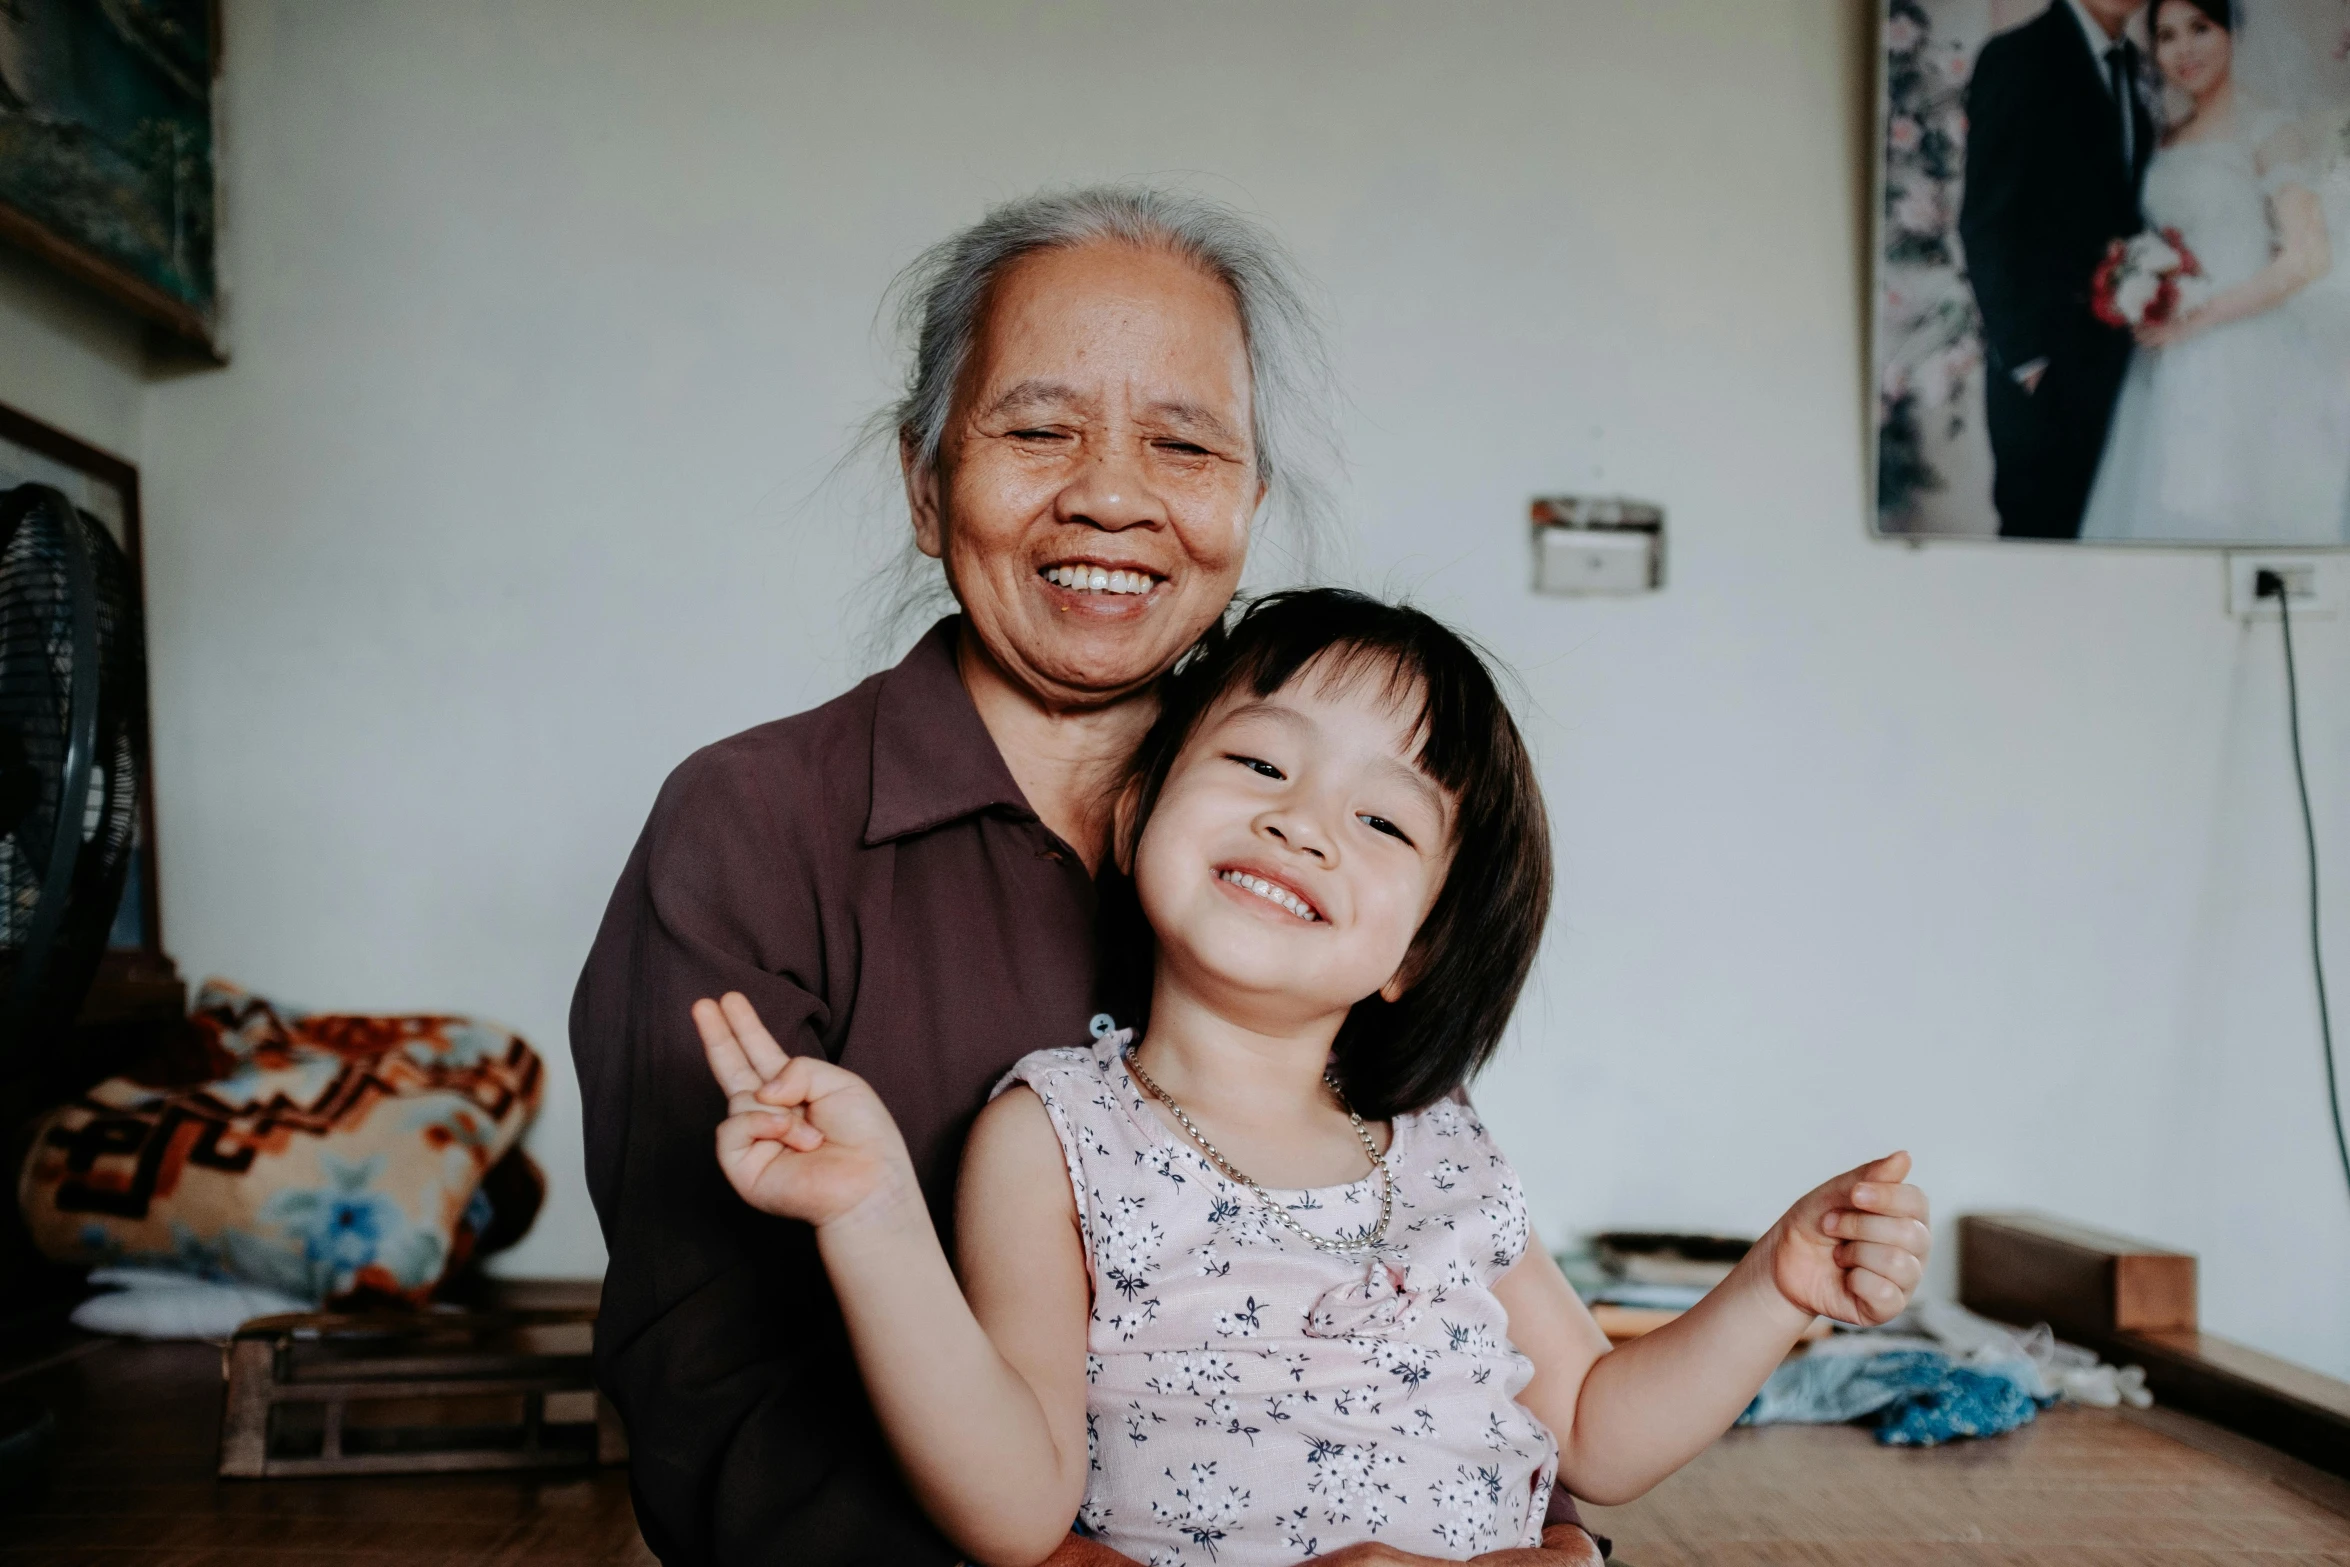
1100, 588, 1553, 1119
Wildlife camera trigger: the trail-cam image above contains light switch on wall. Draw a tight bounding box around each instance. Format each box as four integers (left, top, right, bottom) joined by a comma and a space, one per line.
1531, 496, 1664, 596
1536, 528, 1653, 594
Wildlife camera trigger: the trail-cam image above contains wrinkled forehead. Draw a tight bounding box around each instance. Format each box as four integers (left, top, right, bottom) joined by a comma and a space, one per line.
967, 241, 1253, 393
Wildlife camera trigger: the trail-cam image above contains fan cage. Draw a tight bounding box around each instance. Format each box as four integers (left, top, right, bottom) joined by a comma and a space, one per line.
0, 484, 148, 1061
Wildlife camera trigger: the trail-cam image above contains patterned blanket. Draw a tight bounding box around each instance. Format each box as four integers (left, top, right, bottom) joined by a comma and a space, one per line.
16, 979, 542, 1304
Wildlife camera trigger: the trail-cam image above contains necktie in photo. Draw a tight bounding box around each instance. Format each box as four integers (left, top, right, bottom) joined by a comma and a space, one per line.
2107, 43, 2135, 170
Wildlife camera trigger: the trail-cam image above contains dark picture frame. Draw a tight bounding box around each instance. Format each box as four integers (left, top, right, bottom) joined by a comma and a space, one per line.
0, 0, 226, 359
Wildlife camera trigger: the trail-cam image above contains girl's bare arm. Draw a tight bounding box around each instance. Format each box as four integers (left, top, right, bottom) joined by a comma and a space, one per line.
697, 996, 1089, 1567
1497, 1155, 1929, 1505
952, 1087, 1099, 1556
1495, 1238, 1809, 1505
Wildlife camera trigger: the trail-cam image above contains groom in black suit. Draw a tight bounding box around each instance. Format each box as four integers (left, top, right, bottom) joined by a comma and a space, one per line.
1959, 0, 2157, 538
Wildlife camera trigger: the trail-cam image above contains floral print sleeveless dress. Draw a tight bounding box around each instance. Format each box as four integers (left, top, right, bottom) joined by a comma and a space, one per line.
998, 1030, 1557, 1566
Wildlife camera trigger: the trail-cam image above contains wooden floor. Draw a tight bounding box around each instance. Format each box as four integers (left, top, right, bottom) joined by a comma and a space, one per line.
4, 1331, 2348, 1564
1, 1335, 653, 1565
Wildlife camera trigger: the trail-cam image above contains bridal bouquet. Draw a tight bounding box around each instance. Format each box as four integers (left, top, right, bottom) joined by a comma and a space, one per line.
2091, 228, 2210, 330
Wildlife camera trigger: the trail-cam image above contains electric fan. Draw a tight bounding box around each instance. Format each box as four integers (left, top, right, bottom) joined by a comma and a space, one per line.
0, 483, 148, 1501
0, 482, 148, 1077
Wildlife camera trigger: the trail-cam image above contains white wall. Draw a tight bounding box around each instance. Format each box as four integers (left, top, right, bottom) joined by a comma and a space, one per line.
0, 243, 145, 471
27, 0, 2344, 1377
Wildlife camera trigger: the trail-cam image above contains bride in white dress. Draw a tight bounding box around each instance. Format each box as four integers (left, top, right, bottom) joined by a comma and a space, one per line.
2080, 0, 2350, 544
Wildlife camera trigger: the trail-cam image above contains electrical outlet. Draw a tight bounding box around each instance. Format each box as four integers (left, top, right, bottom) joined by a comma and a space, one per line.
2227, 553, 2345, 619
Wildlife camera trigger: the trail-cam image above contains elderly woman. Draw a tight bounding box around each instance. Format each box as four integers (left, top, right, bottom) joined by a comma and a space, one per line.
572, 188, 1601, 1567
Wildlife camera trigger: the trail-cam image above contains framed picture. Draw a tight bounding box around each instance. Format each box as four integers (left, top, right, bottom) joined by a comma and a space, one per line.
1871, 0, 2350, 546
0, 400, 167, 971
0, 0, 223, 358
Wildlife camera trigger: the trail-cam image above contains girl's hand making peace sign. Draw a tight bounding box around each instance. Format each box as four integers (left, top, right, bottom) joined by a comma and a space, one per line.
693, 991, 918, 1231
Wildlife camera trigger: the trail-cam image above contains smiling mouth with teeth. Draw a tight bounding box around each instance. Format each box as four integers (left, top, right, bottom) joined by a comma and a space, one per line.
1043, 564, 1160, 596
1220, 868, 1320, 922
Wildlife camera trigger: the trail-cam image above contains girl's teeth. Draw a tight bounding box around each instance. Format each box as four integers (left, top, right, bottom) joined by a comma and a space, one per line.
1221, 869, 1316, 921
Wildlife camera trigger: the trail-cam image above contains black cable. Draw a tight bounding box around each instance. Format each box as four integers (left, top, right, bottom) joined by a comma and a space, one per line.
2261, 569, 2350, 1210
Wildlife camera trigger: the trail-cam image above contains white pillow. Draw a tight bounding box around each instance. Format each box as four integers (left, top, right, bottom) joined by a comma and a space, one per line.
71, 1267, 312, 1340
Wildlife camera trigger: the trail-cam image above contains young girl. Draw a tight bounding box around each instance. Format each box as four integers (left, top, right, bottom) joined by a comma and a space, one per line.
694, 590, 1931, 1567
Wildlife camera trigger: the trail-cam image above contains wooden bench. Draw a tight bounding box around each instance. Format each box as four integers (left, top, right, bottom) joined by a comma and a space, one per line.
1959, 1212, 2350, 1479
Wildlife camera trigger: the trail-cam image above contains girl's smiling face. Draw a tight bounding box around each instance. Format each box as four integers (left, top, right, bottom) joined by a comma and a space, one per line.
1131, 655, 1457, 1032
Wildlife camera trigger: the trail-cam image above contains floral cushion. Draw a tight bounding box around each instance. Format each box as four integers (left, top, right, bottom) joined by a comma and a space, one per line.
15, 979, 543, 1304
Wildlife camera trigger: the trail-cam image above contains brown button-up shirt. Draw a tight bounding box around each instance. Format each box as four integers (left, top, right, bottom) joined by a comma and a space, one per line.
572, 617, 1099, 1566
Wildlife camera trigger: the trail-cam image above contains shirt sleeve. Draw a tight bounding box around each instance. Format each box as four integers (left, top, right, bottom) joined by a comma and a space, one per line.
570, 741, 956, 1567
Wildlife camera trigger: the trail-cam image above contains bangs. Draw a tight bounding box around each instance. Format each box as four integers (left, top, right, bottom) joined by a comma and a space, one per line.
1212, 615, 1521, 832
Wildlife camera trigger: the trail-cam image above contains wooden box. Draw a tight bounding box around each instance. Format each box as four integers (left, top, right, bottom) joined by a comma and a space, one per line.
1959, 1211, 2350, 1477
1957, 1211, 2197, 1343
219, 1302, 625, 1479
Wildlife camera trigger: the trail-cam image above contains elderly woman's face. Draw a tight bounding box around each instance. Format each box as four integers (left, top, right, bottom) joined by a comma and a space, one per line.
911, 241, 1264, 708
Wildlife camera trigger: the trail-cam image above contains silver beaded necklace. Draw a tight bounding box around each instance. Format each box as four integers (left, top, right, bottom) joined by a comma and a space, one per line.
1123, 1047, 1395, 1259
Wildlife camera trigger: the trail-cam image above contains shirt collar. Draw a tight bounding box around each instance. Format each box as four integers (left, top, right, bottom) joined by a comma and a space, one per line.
865, 615, 1037, 846
2065, 0, 2129, 73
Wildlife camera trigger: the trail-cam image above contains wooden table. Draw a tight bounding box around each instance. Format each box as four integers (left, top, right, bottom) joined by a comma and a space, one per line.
7, 1331, 2349, 1564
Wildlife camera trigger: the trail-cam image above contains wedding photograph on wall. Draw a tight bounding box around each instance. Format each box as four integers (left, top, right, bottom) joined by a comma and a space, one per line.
1873, 0, 2350, 545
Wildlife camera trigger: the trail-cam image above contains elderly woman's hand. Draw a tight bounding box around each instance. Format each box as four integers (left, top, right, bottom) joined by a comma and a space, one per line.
1031, 1521, 1606, 1567
1294, 1526, 1605, 1566
694, 992, 919, 1230
1034, 1532, 1147, 1566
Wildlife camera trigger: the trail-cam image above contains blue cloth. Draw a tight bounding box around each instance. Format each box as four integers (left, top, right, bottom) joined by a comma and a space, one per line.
1739, 1347, 2045, 1447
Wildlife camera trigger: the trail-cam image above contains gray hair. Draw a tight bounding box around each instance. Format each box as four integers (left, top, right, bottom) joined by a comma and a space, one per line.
856, 185, 1340, 656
